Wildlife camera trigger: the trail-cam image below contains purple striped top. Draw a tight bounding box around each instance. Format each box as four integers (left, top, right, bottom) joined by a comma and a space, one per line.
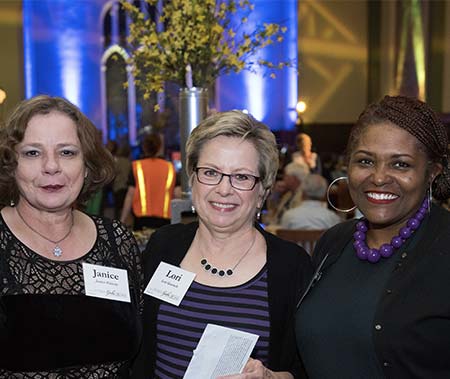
154, 266, 270, 378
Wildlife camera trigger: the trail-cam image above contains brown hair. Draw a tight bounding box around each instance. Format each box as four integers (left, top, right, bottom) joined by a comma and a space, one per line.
141, 133, 162, 158
0, 95, 115, 206
346, 95, 450, 200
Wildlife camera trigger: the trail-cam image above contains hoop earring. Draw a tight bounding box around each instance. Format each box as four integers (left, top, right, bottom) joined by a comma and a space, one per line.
326, 176, 357, 213
428, 181, 433, 214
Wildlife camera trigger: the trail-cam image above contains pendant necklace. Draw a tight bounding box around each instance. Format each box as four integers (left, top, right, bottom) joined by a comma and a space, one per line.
16, 207, 74, 257
200, 231, 257, 277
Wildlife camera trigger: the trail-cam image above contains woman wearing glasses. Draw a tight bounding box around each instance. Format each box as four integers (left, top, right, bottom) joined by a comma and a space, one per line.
133, 110, 312, 378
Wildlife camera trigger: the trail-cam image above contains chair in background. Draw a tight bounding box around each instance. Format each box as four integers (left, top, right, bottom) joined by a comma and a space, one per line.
275, 229, 325, 255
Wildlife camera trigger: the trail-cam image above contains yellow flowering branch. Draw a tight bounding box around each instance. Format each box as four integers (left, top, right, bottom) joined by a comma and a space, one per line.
122, 0, 292, 100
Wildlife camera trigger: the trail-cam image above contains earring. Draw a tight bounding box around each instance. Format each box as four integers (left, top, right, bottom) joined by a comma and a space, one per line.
428, 180, 433, 214
10, 200, 15, 207
256, 210, 261, 220
326, 176, 357, 213
191, 205, 196, 214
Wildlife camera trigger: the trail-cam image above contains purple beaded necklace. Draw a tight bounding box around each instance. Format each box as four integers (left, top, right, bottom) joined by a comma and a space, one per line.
353, 197, 429, 263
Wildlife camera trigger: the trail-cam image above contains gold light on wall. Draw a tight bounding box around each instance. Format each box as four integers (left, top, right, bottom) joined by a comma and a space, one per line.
0, 88, 6, 104
0, 87, 6, 124
395, 0, 426, 100
411, 0, 425, 100
298, 0, 367, 123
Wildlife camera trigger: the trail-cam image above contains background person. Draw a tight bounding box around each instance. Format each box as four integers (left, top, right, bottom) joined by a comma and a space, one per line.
110, 141, 132, 219
133, 110, 312, 378
0, 95, 143, 377
296, 95, 450, 378
264, 162, 308, 227
120, 133, 176, 230
280, 174, 341, 230
291, 133, 322, 175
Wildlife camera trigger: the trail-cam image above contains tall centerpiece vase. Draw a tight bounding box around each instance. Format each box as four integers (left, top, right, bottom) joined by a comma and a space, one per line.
178, 87, 208, 198
171, 87, 208, 224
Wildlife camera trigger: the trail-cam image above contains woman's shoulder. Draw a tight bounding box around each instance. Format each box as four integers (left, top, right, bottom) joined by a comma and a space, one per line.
433, 203, 450, 221
428, 205, 450, 242
150, 222, 197, 241
321, 218, 356, 238
141, 222, 198, 274
311, 219, 356, 263
143, 222, 197, 255
0, 209, 9, 231
88, 215, 140, 255
262, 229, 314, 290
89, 214, 129, 235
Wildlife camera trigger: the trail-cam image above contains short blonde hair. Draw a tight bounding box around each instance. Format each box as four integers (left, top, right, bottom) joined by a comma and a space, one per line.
186, 110, 279, 190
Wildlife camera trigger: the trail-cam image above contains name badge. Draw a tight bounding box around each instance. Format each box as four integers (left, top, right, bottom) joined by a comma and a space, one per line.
82, 262, 131, 303
144, 262, 196, 306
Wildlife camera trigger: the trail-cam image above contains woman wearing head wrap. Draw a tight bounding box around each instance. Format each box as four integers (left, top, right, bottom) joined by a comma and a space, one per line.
296, 96, 450, 378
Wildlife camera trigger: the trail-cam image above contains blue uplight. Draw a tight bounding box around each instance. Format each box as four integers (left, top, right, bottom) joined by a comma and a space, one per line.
23, 0, 105, 129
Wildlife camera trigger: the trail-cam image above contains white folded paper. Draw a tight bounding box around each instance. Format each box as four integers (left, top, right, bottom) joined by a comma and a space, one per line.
183, 324, 259, 379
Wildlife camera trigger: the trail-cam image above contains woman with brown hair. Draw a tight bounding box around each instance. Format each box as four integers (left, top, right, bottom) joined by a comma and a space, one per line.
0, 95, 143, 377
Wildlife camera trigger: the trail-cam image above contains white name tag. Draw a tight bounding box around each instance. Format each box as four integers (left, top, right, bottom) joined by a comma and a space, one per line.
144, 262, 196, 306
82, 262, 131, 303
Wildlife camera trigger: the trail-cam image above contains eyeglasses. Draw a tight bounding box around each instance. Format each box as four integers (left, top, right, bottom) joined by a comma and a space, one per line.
194, 167, 260, 191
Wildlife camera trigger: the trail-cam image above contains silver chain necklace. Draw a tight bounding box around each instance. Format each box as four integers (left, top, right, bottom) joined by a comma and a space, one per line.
16, 207, 74, 257
200, 231, 257, 277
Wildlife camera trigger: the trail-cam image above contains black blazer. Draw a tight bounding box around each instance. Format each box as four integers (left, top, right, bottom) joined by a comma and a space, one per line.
301, 204, 450, 379
132, 222, 313, 378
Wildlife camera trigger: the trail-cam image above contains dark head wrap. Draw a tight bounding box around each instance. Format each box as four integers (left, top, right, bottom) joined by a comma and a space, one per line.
348, 95, 450, 200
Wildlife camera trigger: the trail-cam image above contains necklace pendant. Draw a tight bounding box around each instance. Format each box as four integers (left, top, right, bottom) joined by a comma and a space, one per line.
200, 258, 233, 277
53, 245, 63, 257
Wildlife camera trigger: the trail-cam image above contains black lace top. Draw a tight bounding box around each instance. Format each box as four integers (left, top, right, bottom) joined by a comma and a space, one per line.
0, 214, 143, 378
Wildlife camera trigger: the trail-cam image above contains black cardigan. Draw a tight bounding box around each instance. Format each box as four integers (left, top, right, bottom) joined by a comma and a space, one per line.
132, 222, 313, 378
301, 204, 450, 379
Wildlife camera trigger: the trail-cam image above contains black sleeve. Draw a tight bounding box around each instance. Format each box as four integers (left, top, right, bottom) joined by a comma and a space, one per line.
127, 168, 136, 187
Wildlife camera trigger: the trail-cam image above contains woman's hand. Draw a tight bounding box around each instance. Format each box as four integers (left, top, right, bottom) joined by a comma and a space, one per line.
217, 358, 293, 379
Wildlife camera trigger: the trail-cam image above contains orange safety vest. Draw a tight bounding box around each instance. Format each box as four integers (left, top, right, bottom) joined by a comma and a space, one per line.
131, 158, 176, 219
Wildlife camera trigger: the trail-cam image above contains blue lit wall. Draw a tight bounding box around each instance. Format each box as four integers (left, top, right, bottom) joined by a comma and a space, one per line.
23, 0, 106, 129
216, 0, 298, 131
23, 0, 297, 134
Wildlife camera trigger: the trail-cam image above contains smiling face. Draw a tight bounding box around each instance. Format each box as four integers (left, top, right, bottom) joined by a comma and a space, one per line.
347, 122, 442, 230
15, 111, 86, 212
191, 136, 265, 234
